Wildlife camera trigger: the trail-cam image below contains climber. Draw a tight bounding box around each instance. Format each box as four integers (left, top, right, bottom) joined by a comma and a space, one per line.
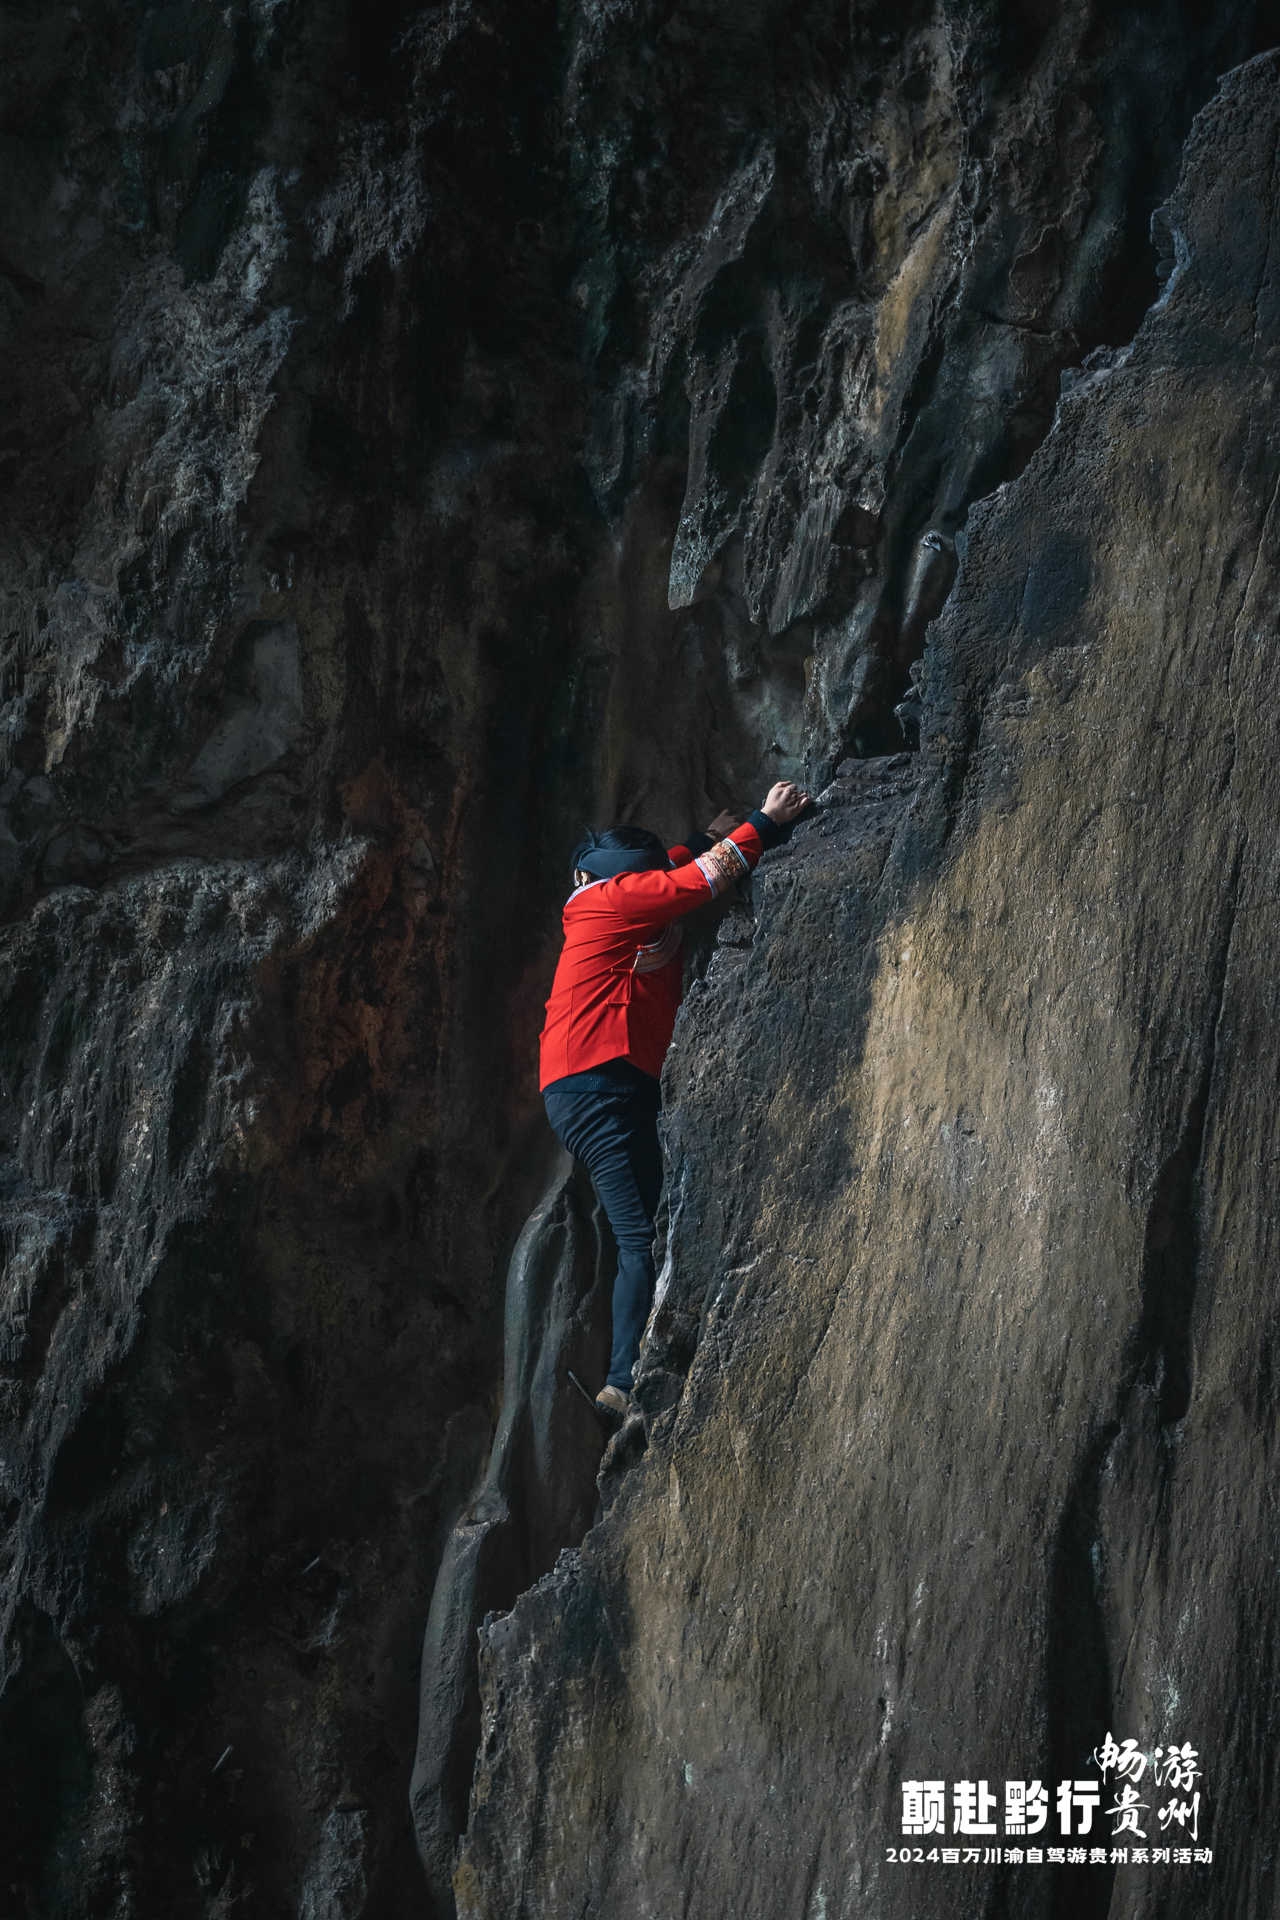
540, 780, 812, 1429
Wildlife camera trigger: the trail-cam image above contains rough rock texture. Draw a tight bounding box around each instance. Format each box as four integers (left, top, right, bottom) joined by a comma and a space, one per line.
2, 1, 1279, 1916
457, 50, 1280, 1920
1, 6, 598, 1913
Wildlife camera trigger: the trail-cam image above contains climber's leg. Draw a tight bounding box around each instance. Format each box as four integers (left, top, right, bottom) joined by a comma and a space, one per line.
595, 1100, 662, 1392
543, 1061, 663, 1392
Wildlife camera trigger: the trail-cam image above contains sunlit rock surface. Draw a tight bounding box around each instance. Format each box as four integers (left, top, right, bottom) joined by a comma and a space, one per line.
0, 1, 1277, 1915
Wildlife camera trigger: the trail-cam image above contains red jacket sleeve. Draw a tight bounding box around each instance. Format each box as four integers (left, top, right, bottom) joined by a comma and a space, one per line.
578, 821, 767, 932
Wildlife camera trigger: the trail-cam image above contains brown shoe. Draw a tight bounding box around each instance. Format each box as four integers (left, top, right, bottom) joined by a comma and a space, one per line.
594, 1384, 630, 1431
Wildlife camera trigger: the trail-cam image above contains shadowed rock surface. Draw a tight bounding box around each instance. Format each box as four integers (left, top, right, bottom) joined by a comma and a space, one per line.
1, 1, 1279, 1916
457, 50, 1280, 1920
407, 1158, 612, 1910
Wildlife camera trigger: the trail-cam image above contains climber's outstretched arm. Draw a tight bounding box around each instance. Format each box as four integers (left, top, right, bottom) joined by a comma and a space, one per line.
583, 781, 812, 932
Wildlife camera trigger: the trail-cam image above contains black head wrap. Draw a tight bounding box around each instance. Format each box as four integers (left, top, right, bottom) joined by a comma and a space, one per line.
572, 825, 671, 879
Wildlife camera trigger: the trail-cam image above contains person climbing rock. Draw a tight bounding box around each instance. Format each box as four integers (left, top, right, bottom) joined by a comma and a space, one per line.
540, 780, 812, 1430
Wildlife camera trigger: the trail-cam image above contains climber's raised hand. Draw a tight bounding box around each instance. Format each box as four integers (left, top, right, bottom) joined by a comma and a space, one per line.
762, 780, 811, 824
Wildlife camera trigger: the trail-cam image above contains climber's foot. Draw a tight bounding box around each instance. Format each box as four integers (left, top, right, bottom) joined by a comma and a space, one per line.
567, 1369, 628, 1434
593, 1384, 630, 1433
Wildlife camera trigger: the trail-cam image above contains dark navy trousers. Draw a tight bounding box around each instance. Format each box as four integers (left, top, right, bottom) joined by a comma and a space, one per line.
542, 1059, 663, 1391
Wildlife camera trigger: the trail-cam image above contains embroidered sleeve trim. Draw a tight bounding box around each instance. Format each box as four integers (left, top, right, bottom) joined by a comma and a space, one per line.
694, 837, 751, 896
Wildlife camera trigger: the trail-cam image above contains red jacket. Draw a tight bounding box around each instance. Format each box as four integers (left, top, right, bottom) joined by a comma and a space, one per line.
539, 819, 769, 1089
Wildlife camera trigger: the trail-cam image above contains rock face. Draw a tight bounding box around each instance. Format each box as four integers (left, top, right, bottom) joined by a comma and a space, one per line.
1, 2, 1278, 1917
1, 6, 602, 1913
457, 48, 1280, 1920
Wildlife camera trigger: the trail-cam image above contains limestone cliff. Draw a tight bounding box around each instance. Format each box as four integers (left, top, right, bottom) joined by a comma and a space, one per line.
458, 49, 1280, 1920
0, 3, 1276, 1917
